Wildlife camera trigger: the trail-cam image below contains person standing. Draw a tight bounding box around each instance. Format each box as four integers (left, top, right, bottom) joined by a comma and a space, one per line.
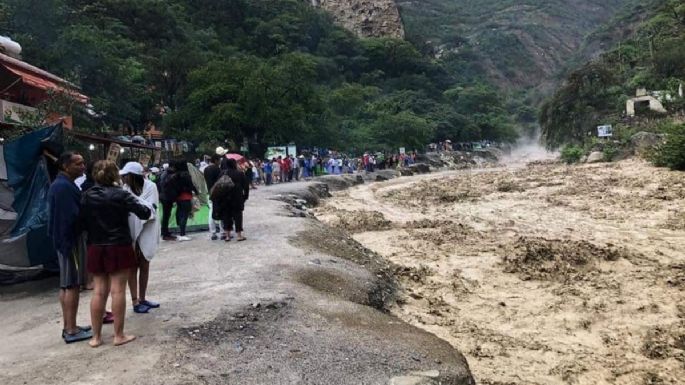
159, 163, 177, 241
216, 159, 249, 242
263, 159, 273, 185
272, 157, 281, 183
291, 155, 299, 181
80, 160, 151, 347
170, 161, 197, 241
120, 162, 161, 314
47, 152, 93, 343
203, 155, 223, 240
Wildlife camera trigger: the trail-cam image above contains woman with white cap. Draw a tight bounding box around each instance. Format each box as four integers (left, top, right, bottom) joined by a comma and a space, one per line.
120, 162, 161, 314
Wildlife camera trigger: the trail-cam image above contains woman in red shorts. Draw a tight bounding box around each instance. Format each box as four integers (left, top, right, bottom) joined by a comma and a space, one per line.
80, 160, 152, 347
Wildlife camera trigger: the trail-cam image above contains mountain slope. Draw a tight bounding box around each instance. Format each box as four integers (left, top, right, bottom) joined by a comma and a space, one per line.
540, 0, 684, 148
397, 0, 638, 94
310, 0, 404, 38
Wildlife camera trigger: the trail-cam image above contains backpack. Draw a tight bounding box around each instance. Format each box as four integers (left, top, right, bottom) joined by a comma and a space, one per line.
209, 173, 235, 202
161, 172, 179, 202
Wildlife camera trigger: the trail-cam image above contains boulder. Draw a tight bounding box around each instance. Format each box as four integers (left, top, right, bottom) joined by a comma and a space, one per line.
408, 163, 431, 174
586, 151, 604, 163
631, 131, 665, 156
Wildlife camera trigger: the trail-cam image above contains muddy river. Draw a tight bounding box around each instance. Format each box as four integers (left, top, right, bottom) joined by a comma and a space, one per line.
315, 159, 685, 385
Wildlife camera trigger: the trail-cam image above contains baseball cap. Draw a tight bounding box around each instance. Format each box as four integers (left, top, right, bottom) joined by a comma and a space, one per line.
120, 161, 144, 176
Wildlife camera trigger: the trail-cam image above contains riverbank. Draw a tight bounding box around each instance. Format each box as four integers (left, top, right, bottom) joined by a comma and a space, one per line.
0, 180, 473, 385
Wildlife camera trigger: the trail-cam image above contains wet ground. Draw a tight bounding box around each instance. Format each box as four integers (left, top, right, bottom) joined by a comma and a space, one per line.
0, 181, 474, 385
315, 159, 685, 385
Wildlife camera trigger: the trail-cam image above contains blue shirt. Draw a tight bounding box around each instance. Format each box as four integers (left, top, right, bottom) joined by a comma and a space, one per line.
47, 173, 81, 257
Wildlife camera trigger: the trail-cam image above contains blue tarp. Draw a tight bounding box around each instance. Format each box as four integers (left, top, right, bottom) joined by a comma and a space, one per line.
2, 124, 62, 266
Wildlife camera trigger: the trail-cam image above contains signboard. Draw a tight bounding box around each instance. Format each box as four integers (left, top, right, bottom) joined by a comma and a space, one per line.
0, 99, 37, 125
139, 152, 151, 167
597, 125, 613, 138
399, 147, 406, 154
153, 150, 161, 166
265, 146, 287, 159
107, 143, 121, 162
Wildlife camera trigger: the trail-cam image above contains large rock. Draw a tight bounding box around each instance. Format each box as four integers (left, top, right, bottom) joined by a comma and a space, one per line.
310, 0, 405, 38
586, 151, 604, 163
631, 131, 665, 156
408, 163, 431, 174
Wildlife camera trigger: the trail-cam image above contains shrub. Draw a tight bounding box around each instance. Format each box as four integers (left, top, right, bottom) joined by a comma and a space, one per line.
560, 144, 584, 164
650, 122, 685, 171
603, 144, 619, 161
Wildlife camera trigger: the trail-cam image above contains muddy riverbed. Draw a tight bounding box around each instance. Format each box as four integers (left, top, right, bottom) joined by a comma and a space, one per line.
315, 159, 685, 385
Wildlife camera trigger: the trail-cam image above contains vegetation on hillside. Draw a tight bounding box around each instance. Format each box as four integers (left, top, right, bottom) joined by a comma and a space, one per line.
398, 0, 635, 92
0, 0, 519, 154
396, 0, 639, 138
540, 0, 684, 156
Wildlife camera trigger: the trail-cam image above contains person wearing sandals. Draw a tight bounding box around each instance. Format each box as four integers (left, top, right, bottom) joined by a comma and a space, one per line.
79, 160, 152, 347
215, 158, 249, 242
47, 152, 93, 343
120, 162, 161, 314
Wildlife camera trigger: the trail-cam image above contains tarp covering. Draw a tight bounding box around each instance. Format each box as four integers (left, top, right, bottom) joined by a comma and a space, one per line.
0, 124, 62, 267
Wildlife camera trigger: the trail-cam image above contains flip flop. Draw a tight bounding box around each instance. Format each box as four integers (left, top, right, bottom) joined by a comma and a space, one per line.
140, 299, 160, 308
63, 328, 93, 344
237, 237, 247, 242
103, 311, 114, 324
133, 303, 151, 313
62, 325, 92, 338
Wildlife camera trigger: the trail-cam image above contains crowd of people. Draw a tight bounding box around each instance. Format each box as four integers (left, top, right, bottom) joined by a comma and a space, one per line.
197, 150, 420, 188
47, 149, 250, 347
47, 145, 419, 347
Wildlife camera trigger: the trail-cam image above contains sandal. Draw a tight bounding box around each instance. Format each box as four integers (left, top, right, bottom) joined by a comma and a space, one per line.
62, 325, 92, 338
103, 311, 114, 324
63, 328, 92, 343
133, 303, 151, 313
236, 236, 247, 242
140, 299, 160, 308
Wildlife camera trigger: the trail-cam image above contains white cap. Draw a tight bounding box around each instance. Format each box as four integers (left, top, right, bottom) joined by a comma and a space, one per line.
215, 146, 228, 156
150, 167, 160, 173
119, 161, 144, 176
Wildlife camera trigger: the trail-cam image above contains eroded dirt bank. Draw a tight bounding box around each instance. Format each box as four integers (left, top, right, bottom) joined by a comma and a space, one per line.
315, 159, 685, 385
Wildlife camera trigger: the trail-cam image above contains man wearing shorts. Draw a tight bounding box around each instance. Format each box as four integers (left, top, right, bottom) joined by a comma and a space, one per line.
47, 152, 92, 343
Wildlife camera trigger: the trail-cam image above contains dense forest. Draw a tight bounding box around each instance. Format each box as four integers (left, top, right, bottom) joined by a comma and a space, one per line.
0, 0, 519, 154
539, 0, 684, 147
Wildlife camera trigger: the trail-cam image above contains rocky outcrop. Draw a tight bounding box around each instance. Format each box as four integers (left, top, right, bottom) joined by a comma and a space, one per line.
310, 0, 405, 38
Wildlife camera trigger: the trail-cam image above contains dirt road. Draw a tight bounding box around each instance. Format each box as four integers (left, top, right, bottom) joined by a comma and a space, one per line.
315, 159, 685, 385
0, 182, 473, 385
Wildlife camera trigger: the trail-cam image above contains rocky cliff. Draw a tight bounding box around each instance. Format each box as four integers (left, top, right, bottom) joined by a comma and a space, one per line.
310, 0, 404, 38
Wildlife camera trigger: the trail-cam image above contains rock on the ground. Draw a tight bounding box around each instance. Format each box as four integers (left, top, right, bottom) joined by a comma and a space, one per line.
408, 163, 431, 174
586, 151, 604, 163
631, 131, 665, 156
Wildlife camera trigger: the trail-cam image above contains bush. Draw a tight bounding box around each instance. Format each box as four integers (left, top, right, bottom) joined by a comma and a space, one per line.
603, 144, 619, 161
650, 122, 685, 171
560, 145, 584, 164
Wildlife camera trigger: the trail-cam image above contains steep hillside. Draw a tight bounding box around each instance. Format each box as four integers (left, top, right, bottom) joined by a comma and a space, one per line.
397, 0, 637, 94
540, 0, 685, 150
310, 0, 404, 38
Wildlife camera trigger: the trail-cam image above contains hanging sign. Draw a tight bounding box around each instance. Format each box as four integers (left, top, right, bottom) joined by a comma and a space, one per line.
107, 143, 122, 162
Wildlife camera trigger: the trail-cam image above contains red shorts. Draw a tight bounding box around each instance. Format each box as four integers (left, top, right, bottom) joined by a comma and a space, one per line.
87, 244, 136, 274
